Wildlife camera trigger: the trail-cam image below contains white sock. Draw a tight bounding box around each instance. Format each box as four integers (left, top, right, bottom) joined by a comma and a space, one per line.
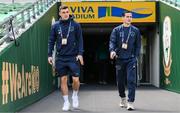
63, 95, 69, 103
72, 90, 78, 97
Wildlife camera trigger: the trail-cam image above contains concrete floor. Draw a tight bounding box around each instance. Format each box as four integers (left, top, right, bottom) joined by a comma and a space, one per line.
18, 84, 180, 113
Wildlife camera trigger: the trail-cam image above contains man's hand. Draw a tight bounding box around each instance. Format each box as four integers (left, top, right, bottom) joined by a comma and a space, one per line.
76, 55, 84, 65
48, 57, 53, 65
110, 51, 116, 59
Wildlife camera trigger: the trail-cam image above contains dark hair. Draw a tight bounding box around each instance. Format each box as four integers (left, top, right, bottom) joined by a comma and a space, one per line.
59, 5, 68, 12
122, 11, 132, 17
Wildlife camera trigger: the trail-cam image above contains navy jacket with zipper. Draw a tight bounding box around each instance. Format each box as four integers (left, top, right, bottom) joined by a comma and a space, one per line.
48, 16, 83, 59
109, 24, 141, 59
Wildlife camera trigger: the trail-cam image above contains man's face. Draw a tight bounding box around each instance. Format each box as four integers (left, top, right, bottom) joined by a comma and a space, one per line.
123, 13, 132, 25
59, 8, 70, 20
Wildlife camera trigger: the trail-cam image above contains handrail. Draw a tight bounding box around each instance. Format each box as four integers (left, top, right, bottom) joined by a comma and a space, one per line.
1, 0, 180, 47
0, 0, 57, 46
160, 0, 180, 7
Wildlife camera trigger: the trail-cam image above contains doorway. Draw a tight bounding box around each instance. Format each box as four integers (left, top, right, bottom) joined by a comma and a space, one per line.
80, 24, 158, 86
82, 33, 116, 84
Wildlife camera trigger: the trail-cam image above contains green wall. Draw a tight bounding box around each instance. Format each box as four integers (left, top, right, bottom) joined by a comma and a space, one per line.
159, 2, 180, 93
0, 3, 59, 112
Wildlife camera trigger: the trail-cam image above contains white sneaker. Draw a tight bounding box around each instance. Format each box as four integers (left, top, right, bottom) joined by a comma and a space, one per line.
72, 96, 79, 108
62, 101, 70, 111
119, 97, 127, 108
127, 102, 134, 110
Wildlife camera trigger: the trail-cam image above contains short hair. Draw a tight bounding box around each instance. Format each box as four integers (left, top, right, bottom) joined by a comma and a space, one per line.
122, 11, 132, 17
59, 5, 68, 12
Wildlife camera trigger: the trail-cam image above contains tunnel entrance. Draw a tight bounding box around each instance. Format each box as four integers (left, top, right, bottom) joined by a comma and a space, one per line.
80, 24, 157, 86
82, 32, 115, 84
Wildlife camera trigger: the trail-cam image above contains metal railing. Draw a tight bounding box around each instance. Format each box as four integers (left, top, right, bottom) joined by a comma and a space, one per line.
0, 0, 57, 47
1, 0, 180, 47
160, 0, 180, 7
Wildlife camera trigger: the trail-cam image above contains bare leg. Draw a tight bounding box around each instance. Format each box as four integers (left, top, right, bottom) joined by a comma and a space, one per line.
72, 76, 80, 91
60, 76, 70, 111
72, 76, 80, 108
61, 76, 68, 95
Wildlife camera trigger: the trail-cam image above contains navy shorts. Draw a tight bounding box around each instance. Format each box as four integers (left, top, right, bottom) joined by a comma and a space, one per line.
55, 57, 80, 77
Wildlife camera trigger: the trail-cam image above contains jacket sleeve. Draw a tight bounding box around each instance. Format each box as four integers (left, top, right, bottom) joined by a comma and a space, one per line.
134, 29, 141, 58
76, 23, 84, 55
109, 28, 118, 53
48, 24, 56, 57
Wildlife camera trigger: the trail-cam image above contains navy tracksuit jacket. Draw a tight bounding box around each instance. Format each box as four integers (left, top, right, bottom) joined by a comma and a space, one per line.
109, 24, 141, 102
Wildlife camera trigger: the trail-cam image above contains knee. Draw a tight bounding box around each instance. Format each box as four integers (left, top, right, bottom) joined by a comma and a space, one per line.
72, 77, 79, 83
127, 78, 135, 84
127, 71, 136, 83
61, 76, 68, 83
127, 74, 136, 83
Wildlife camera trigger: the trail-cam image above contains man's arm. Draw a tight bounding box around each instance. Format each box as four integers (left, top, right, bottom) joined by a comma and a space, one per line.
48, 24, 56, 65
76, 23, 84, 55
48, 24, 56, 57
109, 28, 118, 59
134, 29, 141, 58
76, 23, 84, 65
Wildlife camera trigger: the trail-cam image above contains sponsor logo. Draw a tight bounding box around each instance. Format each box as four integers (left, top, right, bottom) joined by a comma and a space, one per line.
70, 6, 95, 19
98, 7, 153, 18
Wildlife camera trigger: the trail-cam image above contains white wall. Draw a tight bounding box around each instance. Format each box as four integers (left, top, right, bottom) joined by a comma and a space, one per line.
150, 26, 160, 87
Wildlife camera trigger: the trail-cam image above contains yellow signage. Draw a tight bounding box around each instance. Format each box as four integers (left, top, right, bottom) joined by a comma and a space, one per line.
62, 2, 156, 23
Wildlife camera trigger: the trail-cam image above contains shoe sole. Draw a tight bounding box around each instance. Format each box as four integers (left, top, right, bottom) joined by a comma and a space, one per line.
72, 107, 80, 110
127, 108, 134, 111
72, 105, 79, 109
62, 109, 70, 111
120, 104, 126, 108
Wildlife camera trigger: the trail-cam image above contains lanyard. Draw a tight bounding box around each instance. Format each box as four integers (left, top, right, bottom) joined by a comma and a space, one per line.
59, 21, 71, 39
121, 25, 131, 44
